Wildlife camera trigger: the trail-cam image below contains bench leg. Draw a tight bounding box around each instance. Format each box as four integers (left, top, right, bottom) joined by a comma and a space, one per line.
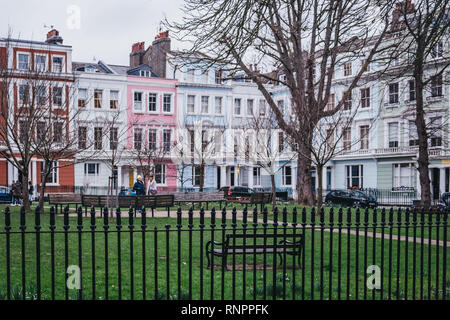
222, 254, 229, 271
206, 251, 211, 269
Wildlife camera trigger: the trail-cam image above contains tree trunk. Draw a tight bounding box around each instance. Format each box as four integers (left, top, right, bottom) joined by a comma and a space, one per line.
200, 162, 205, 192
316, 165, 324, 211
270, 174, 277, 207
296, 150, 315, 206
21, 168, 30, 211
414, 43, 432, 208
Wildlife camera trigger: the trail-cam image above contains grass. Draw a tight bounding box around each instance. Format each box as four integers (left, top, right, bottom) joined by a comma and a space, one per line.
0, 205, 448, 300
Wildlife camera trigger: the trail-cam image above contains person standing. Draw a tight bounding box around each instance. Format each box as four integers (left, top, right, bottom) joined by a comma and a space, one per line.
147, 174, 158, 195
10, 180, 16, 206
133, 175, 145, 196
28, 181, 34, 205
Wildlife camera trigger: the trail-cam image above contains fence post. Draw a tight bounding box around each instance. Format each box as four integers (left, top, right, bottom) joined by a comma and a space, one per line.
35, 206, 42, 300
129, 206, 135, 300
177, 207, 183, 300
63, 206, 70, 300
20, 206, 26, 300
5, 206, 11, 300
188, 207, 194, 300
220, 206, 227, 300
103, 207, 109, 301
199, 207, 205, 300
90, 206, 97, 300
116, 207, 122, 300
328, 207, 334, 300
76, 206, 83, 300
232, 207, 237, 300
209, 207, 216, 300
301, 207, 307, 300
291, 206, 298, 300
252, 206, 258, 301
242, 205, 248, 300
50, 206, 56, 300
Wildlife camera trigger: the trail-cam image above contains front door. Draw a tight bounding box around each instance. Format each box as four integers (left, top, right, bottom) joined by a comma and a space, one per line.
432, 168, 440, 200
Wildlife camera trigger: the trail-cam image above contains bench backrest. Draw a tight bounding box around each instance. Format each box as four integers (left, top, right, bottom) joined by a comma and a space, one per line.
82, 194, 173, 208
225, 233, 303, 249
82, 195, 107, 207
174, 192, 225, 202
250, 192, 273, 204
49, 193, 82, 204
155, 194, 175, 207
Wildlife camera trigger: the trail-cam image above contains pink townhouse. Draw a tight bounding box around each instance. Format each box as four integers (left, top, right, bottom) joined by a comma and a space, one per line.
125, 65, 178, 193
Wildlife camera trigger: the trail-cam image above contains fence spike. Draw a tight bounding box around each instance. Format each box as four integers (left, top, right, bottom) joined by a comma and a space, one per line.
211, 207, 216, 226
116, 207, 122, 228
292, 206, 298, 226
252, 206, 258, 226
35, 205, 41, 228
77, 206, 83, 229
141, 207, 146, 228
221, 207, 227, 227
20, 206, 26, 229
91, 206, 97, 228
177, 207, 183, 227
104, 207, 109, 226
232, 207, 237, 226
50, 206, 56, 230
242, 205, 248, 225
5, 206, 11, 230
129, 206, 134, 229
200, 207, 205, 226
188, 207, 194, 227
283, 206, 288, 226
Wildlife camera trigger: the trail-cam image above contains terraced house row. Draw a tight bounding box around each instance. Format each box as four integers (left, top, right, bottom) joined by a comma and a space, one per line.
0, 27, 449, 201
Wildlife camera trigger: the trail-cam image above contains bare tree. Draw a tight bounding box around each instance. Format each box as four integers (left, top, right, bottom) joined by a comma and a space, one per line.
166, 0, 396, 205
247, 110, 295, 205
384, 0, 450, 207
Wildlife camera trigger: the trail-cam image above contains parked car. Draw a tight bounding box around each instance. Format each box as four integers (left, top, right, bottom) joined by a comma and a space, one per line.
434, 192, 450, 208
325, 189, 378, 208
119, 187, 137, 196
220, 186, 254, 200
0, 186, 12, 203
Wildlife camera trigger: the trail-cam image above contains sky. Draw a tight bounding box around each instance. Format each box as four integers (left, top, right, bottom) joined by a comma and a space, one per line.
0, 0, 186, 66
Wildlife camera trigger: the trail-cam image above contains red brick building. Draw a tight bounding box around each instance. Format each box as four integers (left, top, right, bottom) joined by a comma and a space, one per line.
0, 30, 75, 197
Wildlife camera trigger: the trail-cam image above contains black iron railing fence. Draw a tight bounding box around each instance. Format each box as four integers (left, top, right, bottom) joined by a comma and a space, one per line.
0, 205, 448, 300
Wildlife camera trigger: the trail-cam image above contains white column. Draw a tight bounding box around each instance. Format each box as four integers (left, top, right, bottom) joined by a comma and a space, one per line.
248, 166, 254, 188
117, 166, 122, 189
220, 166, 227, 187
439, 167, 446, 196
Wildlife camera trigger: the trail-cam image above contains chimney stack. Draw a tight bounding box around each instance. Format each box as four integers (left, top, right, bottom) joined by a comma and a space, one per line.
148, 30, 171, 78
45, 29, 63, 45
130, 41, 146, 68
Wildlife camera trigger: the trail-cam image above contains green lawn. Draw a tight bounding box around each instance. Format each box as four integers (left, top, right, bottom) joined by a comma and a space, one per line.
0, 205, 448, 300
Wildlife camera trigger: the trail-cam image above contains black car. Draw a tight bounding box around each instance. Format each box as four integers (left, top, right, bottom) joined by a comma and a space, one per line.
0, 186, 12, 204
325, 189, 377, 208
220, 186, 254, 200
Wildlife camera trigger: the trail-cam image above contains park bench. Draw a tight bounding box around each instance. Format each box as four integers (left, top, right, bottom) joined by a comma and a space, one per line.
206, 232, 304, 270
48, 193, 82, 214
81, 194, 175, 217
174, 191, 226, 209
226, 192, 273, 211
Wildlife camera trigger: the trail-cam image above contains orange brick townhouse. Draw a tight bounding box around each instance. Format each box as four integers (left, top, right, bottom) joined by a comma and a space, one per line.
0, 30, 75, 196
